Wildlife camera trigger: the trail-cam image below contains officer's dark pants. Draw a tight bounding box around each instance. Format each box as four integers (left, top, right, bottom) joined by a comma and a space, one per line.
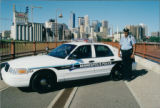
121, 49, 133, 79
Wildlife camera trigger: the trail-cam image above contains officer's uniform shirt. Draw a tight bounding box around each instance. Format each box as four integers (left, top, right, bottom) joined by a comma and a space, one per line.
120, 35, 136, 50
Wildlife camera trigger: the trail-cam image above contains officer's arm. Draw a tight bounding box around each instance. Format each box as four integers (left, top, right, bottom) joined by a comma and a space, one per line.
118, 39, 122, 57
132, 44, 135, 55
132, 36, 136, 55
118, 44, 121, 57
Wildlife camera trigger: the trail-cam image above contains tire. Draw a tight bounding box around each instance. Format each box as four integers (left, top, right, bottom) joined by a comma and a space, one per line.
31, 71, 56, 92
110, 63, 123, 81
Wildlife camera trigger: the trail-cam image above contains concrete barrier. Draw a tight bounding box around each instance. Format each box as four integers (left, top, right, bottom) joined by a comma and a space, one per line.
135, 55, 160, 74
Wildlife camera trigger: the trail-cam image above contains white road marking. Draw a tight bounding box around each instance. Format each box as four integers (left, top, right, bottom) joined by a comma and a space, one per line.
64, 87, 78, 108
47, 89, 65, 108
124, 81, 142, 108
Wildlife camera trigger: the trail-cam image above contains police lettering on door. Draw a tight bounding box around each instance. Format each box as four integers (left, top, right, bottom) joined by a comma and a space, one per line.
80, 62, 112, 68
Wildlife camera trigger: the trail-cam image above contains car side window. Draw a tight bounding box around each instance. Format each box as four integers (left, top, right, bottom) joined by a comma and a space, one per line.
94, 45, 114, 57
69, 45, 92, 59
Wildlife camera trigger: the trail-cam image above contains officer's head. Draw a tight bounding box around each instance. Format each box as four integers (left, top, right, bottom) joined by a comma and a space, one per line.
123, 28, 129, 37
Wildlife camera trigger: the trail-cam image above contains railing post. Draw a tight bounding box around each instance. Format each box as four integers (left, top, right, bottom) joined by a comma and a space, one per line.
33, 41, 36, 55
47, 42, 49, 50
56, 41, 57, 47
11, 41, 15, 59
46, 42, 49, 54
135, 44, 137, 54
144, 42, 146, 58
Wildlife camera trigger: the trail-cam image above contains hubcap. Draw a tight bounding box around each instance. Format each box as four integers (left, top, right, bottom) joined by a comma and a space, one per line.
40, 79, 47, 86
115, 70, 119, 75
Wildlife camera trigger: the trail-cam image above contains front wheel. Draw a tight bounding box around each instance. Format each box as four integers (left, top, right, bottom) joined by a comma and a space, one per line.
31, 71, 55, 92
110, 63, 123, 81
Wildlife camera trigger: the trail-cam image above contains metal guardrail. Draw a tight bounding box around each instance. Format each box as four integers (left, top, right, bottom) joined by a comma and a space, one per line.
0, 41, 160, 63
103, 42, 160, 63
0, 41, 66, 62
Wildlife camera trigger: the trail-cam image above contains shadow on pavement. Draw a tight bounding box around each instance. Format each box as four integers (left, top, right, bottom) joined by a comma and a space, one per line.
18, 87, 34, 92
18, 76, 111, 93
125, 69, 148, 82
57, 76, 111, 89
18, 69, 148, 93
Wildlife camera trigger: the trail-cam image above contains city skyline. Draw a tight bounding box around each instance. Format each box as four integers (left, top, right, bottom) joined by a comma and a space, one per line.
0, 0, 159, 35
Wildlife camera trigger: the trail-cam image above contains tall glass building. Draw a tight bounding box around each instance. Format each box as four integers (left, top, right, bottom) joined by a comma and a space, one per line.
70, 12, 75, 29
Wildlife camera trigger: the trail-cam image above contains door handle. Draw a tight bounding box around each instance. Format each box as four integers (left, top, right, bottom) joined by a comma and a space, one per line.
110, 59, 114, 61
89, 60, 95, 63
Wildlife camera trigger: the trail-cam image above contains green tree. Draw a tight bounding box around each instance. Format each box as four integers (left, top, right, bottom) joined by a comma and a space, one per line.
149, 36, 160, 42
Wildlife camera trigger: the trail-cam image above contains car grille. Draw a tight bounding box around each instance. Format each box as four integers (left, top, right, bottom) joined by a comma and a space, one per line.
5, 63, 10, 72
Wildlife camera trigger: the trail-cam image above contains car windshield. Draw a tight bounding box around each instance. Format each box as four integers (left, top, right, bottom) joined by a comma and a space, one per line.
48, 44, 76, 58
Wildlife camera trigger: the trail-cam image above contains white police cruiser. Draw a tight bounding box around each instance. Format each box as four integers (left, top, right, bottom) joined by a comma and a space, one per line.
1, 41, 134, 92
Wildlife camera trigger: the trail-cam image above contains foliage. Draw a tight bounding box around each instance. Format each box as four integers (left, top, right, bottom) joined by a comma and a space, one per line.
97, 36, 112, 42
148, 36, 160, 42
102, 38, 112, 42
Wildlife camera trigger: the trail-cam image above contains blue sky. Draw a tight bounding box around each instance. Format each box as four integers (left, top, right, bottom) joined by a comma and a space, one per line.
0, 0, 159, 35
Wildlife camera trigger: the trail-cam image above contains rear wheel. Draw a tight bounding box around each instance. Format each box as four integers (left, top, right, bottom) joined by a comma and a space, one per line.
110, 63, 123, 81
31, 71, 56, 92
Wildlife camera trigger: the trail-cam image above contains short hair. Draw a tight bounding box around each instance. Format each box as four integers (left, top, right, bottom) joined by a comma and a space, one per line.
123, 28, 129, 32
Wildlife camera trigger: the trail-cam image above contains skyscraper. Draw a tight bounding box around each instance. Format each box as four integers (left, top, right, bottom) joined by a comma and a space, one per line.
78, 17, 84, 26
78, 17, 85, 38
100, 20, 108, 38
102, 20, 108, 28
139, 23, 148, 37
70, 12, 75, 29
126, 23, 148, 41
84, 15, 90, 34
84, 15, 90, 27
92, 20, 99, 32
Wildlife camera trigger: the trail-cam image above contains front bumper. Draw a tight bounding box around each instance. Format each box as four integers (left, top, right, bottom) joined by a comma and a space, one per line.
1, 68, 34, 87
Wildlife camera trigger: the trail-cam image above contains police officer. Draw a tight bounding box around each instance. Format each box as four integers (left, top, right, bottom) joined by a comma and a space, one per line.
118, 28, 136, 80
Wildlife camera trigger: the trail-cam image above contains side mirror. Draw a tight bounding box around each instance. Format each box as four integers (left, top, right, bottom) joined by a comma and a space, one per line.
69, 54, 78, 59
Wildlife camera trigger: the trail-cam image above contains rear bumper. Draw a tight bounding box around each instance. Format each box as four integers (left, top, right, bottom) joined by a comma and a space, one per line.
1, 68, 33, 87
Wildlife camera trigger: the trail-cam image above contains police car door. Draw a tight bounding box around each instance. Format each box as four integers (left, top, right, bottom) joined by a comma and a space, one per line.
93, 45, 115, 76
66, 45, 95, 81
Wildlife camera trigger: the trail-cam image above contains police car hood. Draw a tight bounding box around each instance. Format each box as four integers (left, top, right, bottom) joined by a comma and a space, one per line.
7, 55, 68, 68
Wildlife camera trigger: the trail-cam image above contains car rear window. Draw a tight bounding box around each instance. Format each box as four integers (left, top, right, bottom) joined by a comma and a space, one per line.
94, 45, 114, 57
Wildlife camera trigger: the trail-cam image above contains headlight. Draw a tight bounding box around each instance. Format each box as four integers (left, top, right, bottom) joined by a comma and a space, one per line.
8, 67, 32, 75
8, 67, 16, 74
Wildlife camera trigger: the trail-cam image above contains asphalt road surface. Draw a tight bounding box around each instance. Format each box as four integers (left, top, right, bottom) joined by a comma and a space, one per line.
0, 86, 59, 108
70, 80, 140, 108
0, 77, 140, 108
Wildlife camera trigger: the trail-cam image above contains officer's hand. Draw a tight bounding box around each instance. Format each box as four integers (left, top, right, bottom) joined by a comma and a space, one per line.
131, 54, 134, 59
118, 52, 121, 57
